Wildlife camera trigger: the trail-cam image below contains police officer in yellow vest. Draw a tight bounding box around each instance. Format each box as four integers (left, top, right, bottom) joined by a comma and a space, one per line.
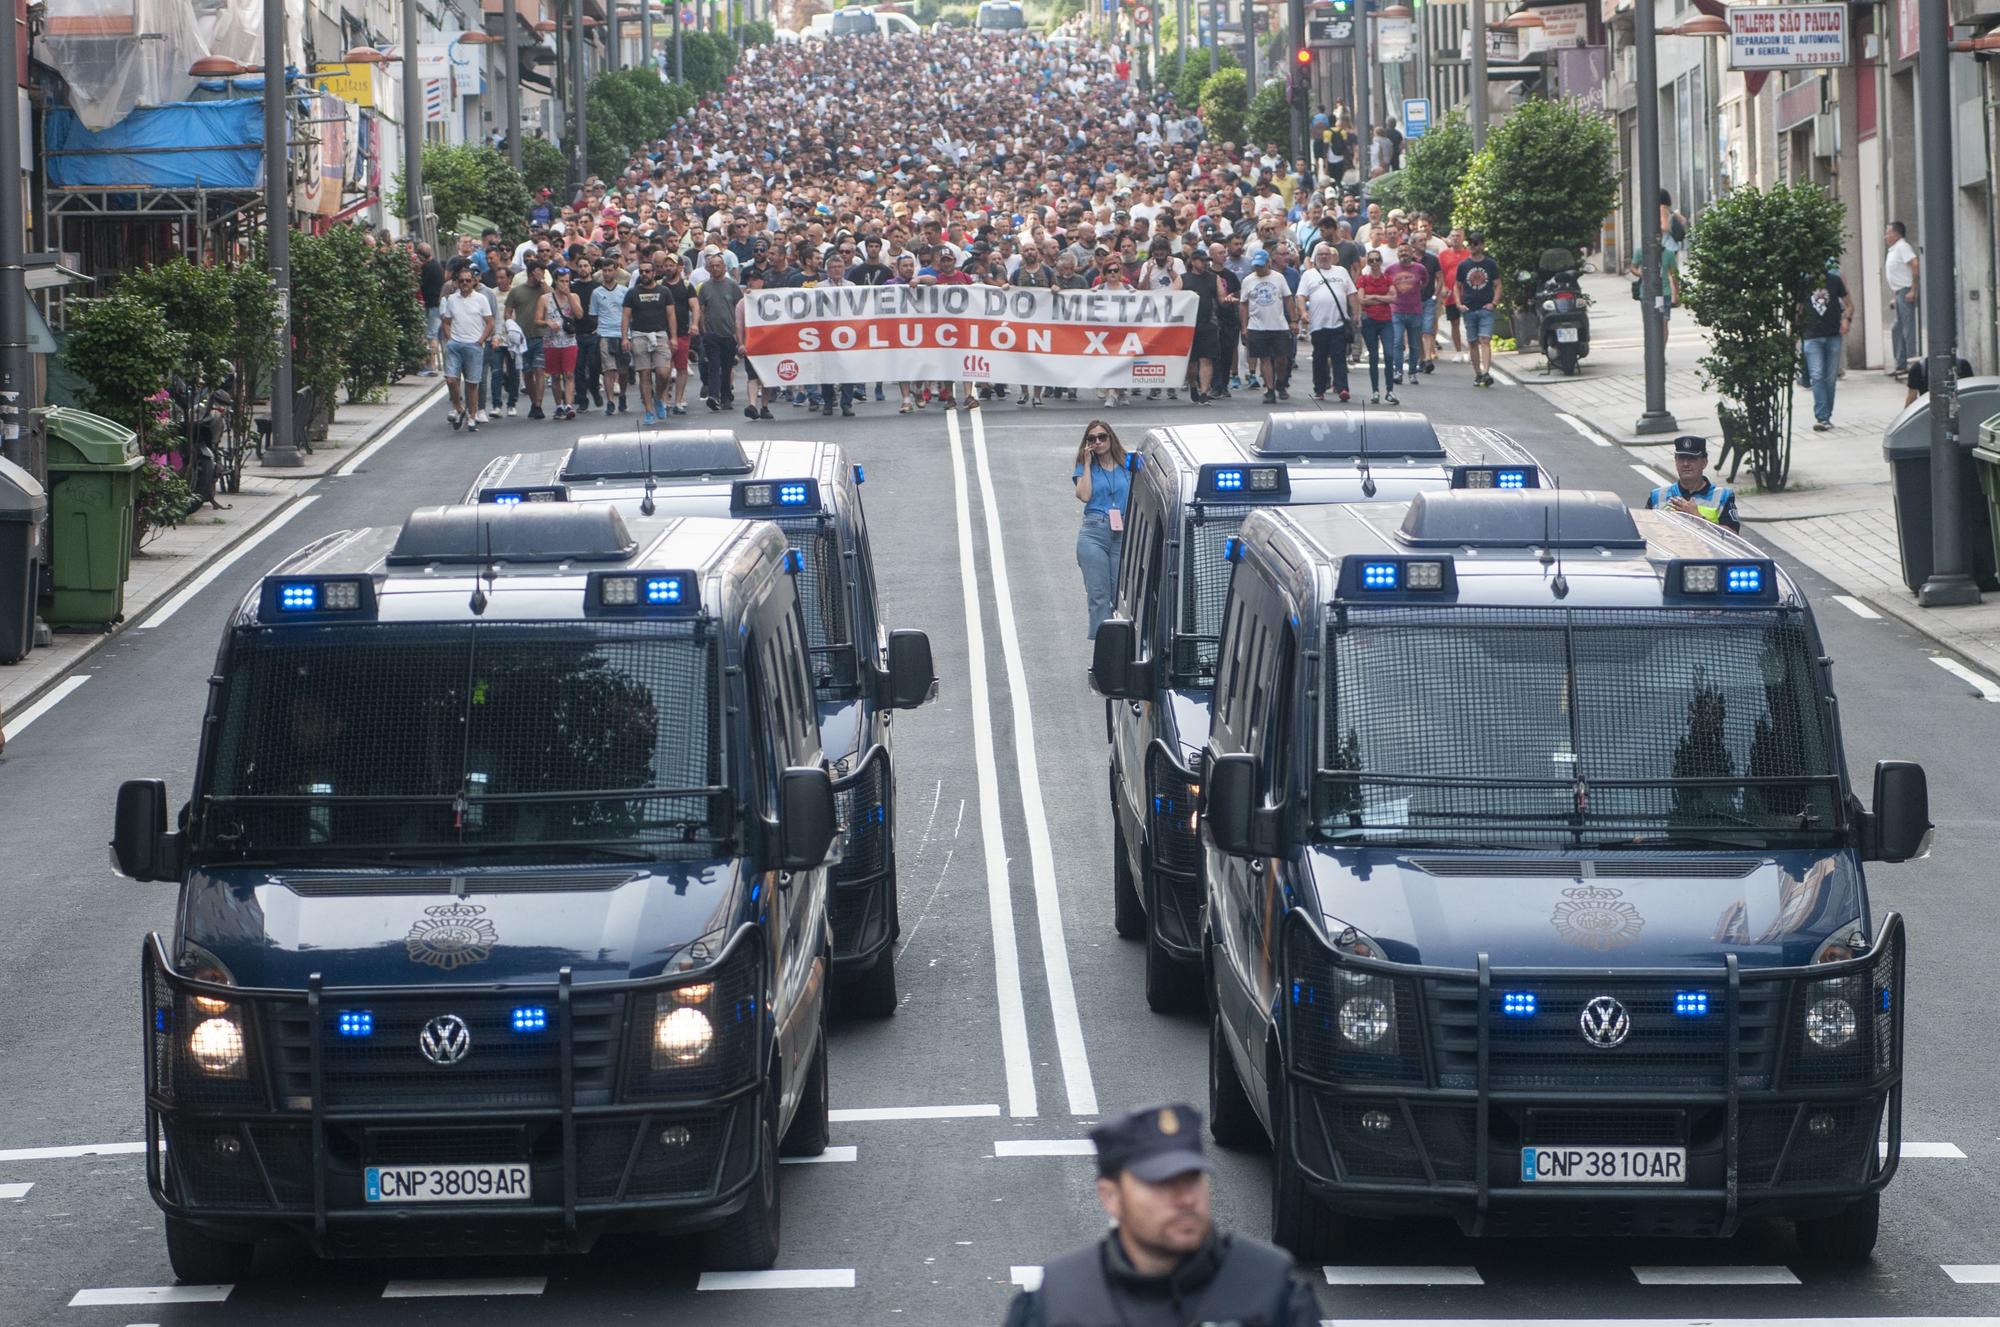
1646, 435, 1741, 532
1004, 1103, 1320, 1327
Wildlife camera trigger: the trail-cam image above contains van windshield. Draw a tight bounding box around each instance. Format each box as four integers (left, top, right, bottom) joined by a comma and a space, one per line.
198, 620, 724, 861
1316, 606, 1841, 850
977, 3, 1026, 28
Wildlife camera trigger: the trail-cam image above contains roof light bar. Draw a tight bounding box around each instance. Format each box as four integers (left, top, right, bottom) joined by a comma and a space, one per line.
1450, 464, 1542, 490
259, 576, 378, 622
478, 485, 569, 505
587, 569, 702, 616
1199, 463, 1289, 500
1667, 559, 1777, 602
1337, 555, 1458, 600
732, 478, 822, 513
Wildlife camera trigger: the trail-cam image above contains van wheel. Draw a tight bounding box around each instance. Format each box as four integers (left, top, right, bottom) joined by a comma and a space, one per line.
163, 1215, 255, 1284
700, 1086, 783, 1270
1794, 1192, 1880, 1263
1270, 1085, 1346, 1260
845, 948, 898, 1018
780, 996, 831, 1157
1208, 1003, 1263, 1150
1112, 816, 1144, 939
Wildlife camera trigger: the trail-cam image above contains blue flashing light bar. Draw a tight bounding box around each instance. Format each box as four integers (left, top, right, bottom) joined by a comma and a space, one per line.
589, 569, 702, 616
1214, 468, 1245, 492
1501, 991, 1536, 1017
778, 482, 810, 505
1497, 469, 1528, 490
279, 582, 317, 611
1674, 990, 1710, 1017
1361, 561, 1399, 590
1726, 564, 1763, 594
511, 1006, 548, 1033
338, 1010, 375, 1038
732, 478, 822, 513
644, 576, 683, 605
1667, 559, 1777, 602
261, 576, 376, 621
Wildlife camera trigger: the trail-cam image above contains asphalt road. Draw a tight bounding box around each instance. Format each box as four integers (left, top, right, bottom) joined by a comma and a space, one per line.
3, 361, 1998, 1326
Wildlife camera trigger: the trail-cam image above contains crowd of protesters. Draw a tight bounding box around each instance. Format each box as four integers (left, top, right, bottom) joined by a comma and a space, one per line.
416, 20, 1497, 426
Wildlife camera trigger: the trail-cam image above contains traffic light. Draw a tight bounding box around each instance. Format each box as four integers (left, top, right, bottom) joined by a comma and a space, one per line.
1329, 0, 1348, 12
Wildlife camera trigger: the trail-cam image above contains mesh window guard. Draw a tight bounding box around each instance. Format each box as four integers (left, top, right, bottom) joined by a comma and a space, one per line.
1174, 506, 1250, 680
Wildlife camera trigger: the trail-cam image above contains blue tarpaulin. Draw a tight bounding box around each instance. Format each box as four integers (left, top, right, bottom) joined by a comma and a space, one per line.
44, 99, 263, 191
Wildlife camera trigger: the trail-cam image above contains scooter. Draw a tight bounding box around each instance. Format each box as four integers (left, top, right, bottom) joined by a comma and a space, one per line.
1535, 249, 1593, 376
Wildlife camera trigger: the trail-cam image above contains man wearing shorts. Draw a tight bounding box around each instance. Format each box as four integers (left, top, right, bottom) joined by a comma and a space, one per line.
590, 264, 631, 416
1240, 250, 1297, 405
438, 268, 493, 432
1455, 230, 1503, 388
504, 260, 550, 418
659, 253, 695, 415
621, 259, 674, 423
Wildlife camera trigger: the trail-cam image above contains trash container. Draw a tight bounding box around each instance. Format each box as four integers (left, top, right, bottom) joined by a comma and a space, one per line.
0, 455, 46, 663
38, 406, 143, 627
1881, 376, 2000, 594
1972, 414, 2000, 584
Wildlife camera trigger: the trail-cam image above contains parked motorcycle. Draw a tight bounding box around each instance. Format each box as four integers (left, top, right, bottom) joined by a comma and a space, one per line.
1534, 249, 1593, 376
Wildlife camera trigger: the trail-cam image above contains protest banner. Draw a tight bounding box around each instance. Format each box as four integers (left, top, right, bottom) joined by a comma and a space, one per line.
740, 283, 1199, 389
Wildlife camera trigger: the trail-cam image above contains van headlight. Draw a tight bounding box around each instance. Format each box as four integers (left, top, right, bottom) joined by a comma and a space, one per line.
1805, 997, 1858, 1050
1339, 995, 1391, 1046
189, 1017, 247, 1077
653, 993, 715, 1067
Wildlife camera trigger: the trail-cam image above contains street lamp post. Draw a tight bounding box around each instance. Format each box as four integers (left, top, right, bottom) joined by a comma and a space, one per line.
504, 0, 523, 168
0, 0, 34, 479
643, 0, 655, 79
1917, 0, 1980, 606
570, 0, 588, 195
1631, 0, 1677, 435
1208, 0, 1219, 74
674, 3, 683, 82
403, 0, 423, 246
262, 0, 301, 467
1470, 0, 1487, 151
1353, 0, 1369, 164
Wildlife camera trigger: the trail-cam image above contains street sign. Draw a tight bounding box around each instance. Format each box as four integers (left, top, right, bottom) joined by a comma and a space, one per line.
1134, 3, 1152, 21
680, 5, 694, 23
1307, 15, 1352, 42
1726, 3, 1847, 68
1402, 96, 1431, 138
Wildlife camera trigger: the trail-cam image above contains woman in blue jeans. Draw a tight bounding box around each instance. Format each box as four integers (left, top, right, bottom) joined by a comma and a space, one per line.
1072, 421, 1131, 641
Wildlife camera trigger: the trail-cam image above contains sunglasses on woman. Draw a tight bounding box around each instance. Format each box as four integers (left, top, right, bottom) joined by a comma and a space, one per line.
1085, 432, 1111, 442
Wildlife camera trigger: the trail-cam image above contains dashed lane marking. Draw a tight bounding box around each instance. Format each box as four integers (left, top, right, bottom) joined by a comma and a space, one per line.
1632, 1266, 1801, 1286
68, 1287, 231, 1307
696, 1269, 856, 1291
1, 675, 88, 744
1931, 657, 2000, 702
1832, 594, 1884, 619
1555, 412, 1613, 447
781, 1145, 858, 1164
993, 1139, 1096, 1157
1323, 1267, 1485, 1286
1011, 1267, 1045, 1291
1896, 1142, 1969, 1158
381, 1278, 546, 1298
0, 1140, 144, 1162
1942, 1267, 2000, 1284
137, 495, 320, 628
0, 1182, 31, 1199
829, 1104, 1000, 1122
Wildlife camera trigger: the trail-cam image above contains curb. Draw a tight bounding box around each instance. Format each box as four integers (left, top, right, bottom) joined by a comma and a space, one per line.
5, 381, 447, 718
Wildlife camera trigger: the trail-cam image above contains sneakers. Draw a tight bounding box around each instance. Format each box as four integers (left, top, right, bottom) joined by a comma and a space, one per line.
505, 403, 518, 417
448, 408, 464, 431
528, 404, 545, 420
745, 404, 759, 420
1369, 392, 1380, 404
1312, 391, 1325, 402
758, 407, 774, 420
1277, 387, 1290, 401
671, 403, 687, 415
705, 397, 722, 412
821, 401, 835, 416
1813, 419, 1834, 432
899, 401, 914, 414
1166, 389, 1178, 400
618, 397, 630, 414
1339, 390, 1350, 403
466, 418, 480, 433
842, 405, 855, 417
1262, 388, 1278, 404
486, 409, 498, 423
1384, 392, 1400, 405
605, 401, 616, 417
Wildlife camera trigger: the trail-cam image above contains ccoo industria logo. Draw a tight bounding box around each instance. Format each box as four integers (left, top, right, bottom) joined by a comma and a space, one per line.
1130, 360, 1167, 380
406, 901, 499, 970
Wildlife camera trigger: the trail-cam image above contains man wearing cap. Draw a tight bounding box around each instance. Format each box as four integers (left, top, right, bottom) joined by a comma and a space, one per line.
1645, 437, 1741, 533
1004, 1103, 1319, 1327
1240, 250, 1297, 406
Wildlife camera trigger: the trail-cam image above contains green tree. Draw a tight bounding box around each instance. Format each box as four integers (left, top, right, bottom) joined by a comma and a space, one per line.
1364, 168, 1407, 212
1399, 107, 1471, 231
738, 17, 775, 44
287, 228, 361, 429
1452, 96, 1617, 311
521, 134, 568, 199
1246, 79, 1289, 148
117, 258, 235, 390
393, 144, 534, 244
678, 30, 727, 93
1199, 67, 1248, 145
1680, 181, 1845, 490
1176, 46, 1235, 112
61, 288, 188, 447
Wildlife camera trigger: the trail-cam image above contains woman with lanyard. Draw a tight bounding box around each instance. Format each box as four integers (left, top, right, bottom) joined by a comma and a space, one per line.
1073, 421, 1132, 643
540, 268, 583, 420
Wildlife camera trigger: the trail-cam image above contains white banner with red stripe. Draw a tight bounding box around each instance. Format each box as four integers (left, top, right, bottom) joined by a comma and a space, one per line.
740, 284, 1199, 388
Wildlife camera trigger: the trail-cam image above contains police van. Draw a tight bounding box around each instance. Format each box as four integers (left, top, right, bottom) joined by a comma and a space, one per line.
1088, 412, 1541, 1011
108, 504, 932, 1279
466, 432, 935, 1015
1197, 489, 1927, 1260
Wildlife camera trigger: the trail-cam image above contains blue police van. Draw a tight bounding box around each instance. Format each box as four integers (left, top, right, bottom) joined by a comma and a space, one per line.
465, 431, 935, 1014
1088, 412, 1542, 1010
110, 504, 931, 1279
1197, 489, 1927, 1261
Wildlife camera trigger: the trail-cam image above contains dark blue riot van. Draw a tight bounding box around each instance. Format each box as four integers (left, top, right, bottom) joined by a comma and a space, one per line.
1088, 412, 1542, 1011
108, 504, 931, 1280
466, 432, 936, 1015
1199, 490, 1928, 1262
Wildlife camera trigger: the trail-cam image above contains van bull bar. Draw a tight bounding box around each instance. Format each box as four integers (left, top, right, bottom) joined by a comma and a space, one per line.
1277, 909, 1906, 1236
141, 924, 770, 1255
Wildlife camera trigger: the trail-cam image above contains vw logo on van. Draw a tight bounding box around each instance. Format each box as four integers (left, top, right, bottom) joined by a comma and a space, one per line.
418, 1014, 473, 1065
1578, 996, 1631, 1049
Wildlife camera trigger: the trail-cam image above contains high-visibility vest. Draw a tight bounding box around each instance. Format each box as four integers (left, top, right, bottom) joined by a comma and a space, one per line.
1651, 481, 1734, 525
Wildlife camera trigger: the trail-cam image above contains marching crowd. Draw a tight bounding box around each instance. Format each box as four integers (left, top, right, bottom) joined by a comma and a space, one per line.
416, 21, 1506, 428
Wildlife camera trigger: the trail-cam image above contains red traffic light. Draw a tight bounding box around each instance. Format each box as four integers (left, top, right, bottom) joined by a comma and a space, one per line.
1295, 46, 1312, 62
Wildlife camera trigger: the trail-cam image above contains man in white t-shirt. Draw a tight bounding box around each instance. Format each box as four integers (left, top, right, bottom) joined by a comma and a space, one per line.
1299, 243, 1359, 403
1240, 250, 1298, 405
437, 268, 495, 432
1884, 220, 1919, 374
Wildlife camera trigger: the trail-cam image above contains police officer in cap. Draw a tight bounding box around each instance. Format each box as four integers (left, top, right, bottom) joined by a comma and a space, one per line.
1645, 435, 1741, 533
1004, 1103, 1319, 1327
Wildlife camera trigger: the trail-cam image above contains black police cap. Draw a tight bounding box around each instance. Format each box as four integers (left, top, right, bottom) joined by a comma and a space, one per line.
1673, 435, 1709, 458
1089, 1103, 1213, 1183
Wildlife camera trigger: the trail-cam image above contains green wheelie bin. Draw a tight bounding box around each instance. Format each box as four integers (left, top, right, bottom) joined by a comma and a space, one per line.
38, 406, 142, 627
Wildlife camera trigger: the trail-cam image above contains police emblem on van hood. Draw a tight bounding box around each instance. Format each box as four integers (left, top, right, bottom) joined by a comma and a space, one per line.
1551, 884, 1645, 952
405, 902, 499, 970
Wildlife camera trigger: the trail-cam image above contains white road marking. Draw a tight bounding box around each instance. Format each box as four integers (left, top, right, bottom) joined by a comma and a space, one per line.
696, 1269, 856, 1291
781, 1145, 858, 1164
1315, 1321, 2000, 1327
1894, 1141, 1968, 1158
1, 675, 88, 744
0, 1182, 31, 1199
830, 1104, 999, 1123
381, 1277, 546, 1298
966, 407, 1098, 1118
1631, 1266, 1800, 1286
1323, 1266, 1485, 1286
993, 1139, 1096, 1157
946, 409, 1039, 1119
1631, 463, 1670, 485
1931, 657, 2000, 701
1011, 1266, 1045, 1291
68, 1286, 232, 1307
1555, 412, 1613, 447
1942, 1266, 2000, 1284
1832, 594, 1883, 619
0, 1139, 144, 1162
137, 494, 321, 628
333, 383, 447, 476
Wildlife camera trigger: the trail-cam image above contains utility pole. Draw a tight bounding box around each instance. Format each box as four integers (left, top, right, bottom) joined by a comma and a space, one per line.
1469, 0, 1486, 150
504, 0, 523, 168
642, 0, 655, 80
1208, 0, 1219, 73
0, 0, 34, 480
262, 0, 301, 467
1916, 0, 1980, 606
1243, 0, 1255, 100
674, 3, 683, 82
608, 1, 620, 70
1178, 0, 1187, 63
1631, 0, 1675, 435
1353, 0, 1368, 170
403, 0, 423, 245
1287, 0, 1307, 164
570, 0, 588, 194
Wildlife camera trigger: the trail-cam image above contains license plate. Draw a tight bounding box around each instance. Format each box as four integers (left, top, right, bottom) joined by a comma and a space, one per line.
364, 1163, 531, 1203
1520, 1146, 1686, 1184
1555, 327, 1580, 343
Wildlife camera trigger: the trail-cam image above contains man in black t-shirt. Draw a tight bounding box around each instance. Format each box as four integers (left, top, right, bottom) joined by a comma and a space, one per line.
1800, 266, 1851, 430
1207, 240, 1242, 398
417, 242, 445, 376
1181, 249, 1222, 403
620, 262, 674, 423
658, 254, 696, 415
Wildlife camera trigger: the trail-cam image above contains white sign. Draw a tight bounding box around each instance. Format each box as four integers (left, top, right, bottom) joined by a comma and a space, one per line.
1727, 4, 1847, 68
1535, 2, 1589, 48
1376, 13, 1414, 61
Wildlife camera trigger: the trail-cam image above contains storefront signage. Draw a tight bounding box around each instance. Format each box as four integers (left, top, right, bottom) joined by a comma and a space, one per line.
1727, 4, 1847, 69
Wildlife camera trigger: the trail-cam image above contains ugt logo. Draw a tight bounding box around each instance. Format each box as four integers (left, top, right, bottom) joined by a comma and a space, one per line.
776, 358, 800, 382
962, 354, 991, 377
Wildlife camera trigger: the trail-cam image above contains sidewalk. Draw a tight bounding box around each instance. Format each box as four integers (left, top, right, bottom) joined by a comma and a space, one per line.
1496, 271, 2000, 679
0, 376, 446, 727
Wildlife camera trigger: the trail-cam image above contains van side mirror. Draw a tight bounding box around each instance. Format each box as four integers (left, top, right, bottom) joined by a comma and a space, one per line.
885, 629, 937, 709
1866, 760, 1933, 863
777, 766, 837, 870
111, 779, 184, 882
1090, 618, 1148, 699
1204, 753, 1259, 857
